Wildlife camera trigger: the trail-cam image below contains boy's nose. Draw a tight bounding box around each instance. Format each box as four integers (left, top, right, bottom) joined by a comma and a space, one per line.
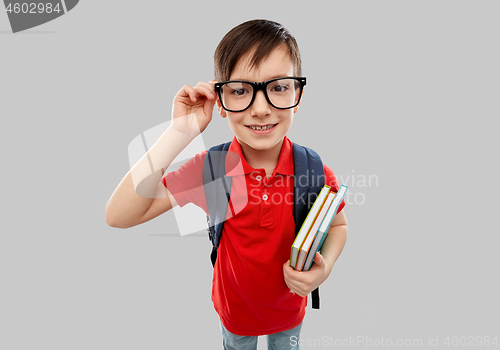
251, 90, 271, 116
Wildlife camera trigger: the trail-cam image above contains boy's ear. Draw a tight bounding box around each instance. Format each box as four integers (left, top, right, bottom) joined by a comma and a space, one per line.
216, 98, 227, 118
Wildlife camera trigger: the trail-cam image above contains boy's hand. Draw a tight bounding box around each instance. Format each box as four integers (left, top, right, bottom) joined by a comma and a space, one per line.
283, 252, 331, 297
171, 80, 218, 138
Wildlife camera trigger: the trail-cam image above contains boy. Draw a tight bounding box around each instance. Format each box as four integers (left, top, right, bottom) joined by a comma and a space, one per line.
105, 19, 348, 350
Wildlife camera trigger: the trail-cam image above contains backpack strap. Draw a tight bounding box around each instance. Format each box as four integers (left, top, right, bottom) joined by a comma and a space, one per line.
292, 142, 325, 309
292, 143, 325, 235
203, 142, 232, 267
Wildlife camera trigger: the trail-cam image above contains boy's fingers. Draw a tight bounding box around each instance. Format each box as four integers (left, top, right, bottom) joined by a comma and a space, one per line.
313, 252, 325, 267
178, 82, 214, 101
196, 80, 216, 90
177, 84, 191, 98
283, 262, 303, 284
179, 84, 199, 103
283, 261, 293, 274
194, 84, 217, 100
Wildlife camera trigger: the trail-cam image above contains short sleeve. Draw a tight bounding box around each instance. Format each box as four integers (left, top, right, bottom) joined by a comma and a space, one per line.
161, 150, 208, 213
323, 164, 345, 214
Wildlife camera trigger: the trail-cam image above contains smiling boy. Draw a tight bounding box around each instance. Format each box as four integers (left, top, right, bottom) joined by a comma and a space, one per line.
105, 19, 348, 350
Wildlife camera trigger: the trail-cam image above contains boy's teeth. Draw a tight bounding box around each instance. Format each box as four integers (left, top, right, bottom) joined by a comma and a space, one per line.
250, 125, 274, 130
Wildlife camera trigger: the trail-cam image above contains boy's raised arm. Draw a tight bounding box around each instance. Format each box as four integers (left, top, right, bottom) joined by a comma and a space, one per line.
104, 80, 218, 228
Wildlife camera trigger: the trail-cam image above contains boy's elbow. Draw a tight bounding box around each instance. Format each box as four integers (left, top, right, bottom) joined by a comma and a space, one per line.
106, 215, 127, 229
105, 204, 131, 229
105, 211, 122, 228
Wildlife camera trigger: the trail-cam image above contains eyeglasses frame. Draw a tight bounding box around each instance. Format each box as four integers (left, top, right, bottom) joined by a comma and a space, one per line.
214, 76, 307, 113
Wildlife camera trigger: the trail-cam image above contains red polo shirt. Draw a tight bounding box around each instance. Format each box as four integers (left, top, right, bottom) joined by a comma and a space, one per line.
161, 136, 345, 336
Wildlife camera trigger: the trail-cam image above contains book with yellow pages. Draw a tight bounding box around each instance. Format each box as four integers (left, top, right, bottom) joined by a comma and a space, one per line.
302, 185, 348, 271
295, 191, 336, 271
290, 185, 331, 269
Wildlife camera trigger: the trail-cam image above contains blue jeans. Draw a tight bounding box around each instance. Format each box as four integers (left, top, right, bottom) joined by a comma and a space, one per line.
220, 320, 303, 350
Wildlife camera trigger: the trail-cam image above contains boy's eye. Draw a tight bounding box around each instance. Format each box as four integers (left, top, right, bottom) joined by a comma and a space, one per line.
230, 88, 249, 96
269, 84, 289, 92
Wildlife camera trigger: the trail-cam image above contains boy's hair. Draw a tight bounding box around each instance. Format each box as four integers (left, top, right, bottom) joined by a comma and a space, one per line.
214, 19, 302, 82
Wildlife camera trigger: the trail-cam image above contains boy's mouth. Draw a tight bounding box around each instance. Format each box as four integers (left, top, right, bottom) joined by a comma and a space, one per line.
246, 123, 278, 131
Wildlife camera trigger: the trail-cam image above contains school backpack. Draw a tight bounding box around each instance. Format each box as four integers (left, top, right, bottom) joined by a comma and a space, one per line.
202, 141, 325, 309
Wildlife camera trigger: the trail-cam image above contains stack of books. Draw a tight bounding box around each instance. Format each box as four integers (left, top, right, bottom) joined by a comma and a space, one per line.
290, 184, 348, 271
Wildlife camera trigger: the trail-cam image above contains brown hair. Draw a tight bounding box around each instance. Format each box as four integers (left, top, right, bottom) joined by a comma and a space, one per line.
214, 19, 302, 82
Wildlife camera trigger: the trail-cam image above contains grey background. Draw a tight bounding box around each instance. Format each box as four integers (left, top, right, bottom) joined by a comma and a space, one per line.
1, 1, 498, 349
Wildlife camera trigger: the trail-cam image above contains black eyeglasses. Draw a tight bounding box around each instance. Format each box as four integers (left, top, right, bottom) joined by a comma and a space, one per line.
214, 77, 306, 112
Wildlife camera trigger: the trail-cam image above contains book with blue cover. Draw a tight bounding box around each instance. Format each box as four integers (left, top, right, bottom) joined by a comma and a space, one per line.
302, 185, 348, 271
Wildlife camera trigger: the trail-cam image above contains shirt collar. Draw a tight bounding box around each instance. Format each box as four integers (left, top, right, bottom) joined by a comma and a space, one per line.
225, 136, 294, 177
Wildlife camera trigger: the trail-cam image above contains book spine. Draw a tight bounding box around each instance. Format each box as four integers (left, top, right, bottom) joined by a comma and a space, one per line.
290, 186, 331, 268
291, 247, 298, 268
296, 251, 306, 271
303, 229, 326, 271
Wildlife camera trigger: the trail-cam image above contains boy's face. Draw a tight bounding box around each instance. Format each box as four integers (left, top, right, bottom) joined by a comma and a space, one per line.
217, 45, 301, 154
